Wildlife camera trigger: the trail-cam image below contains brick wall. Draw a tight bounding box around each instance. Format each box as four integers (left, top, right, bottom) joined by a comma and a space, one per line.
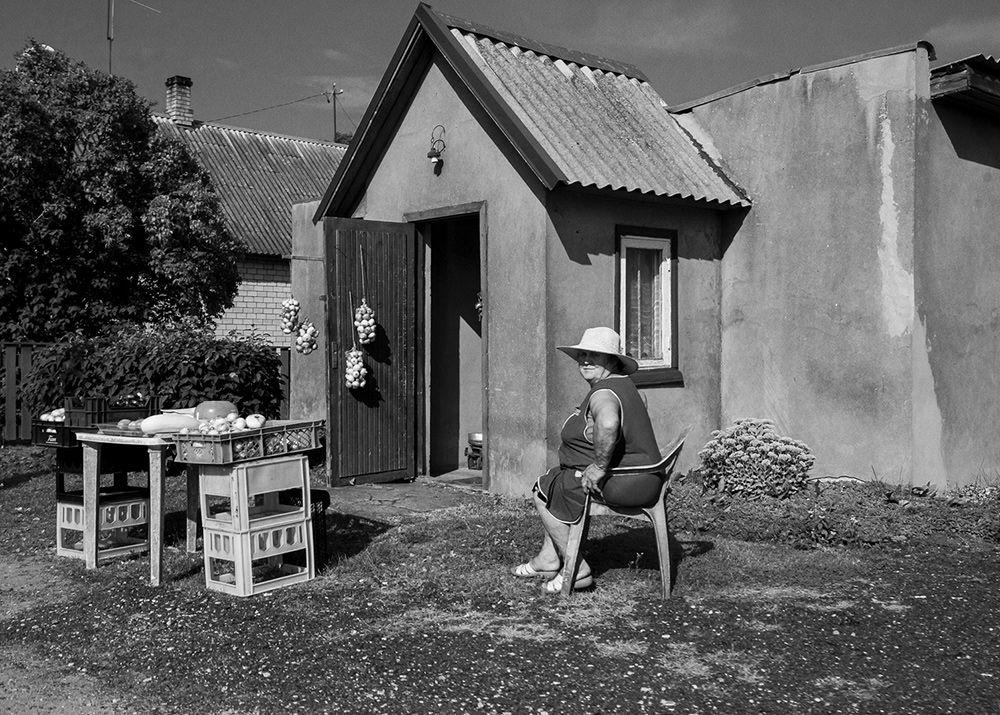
215, 256, 291, 343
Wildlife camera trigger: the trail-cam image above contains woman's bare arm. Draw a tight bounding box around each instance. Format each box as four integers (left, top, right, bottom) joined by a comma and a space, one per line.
580, 390, 621, 494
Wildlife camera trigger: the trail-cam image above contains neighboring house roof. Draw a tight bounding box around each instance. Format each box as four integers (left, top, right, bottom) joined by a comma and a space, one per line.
668, 41, 936, 113
155, 116, 345, 257
931, 54, 1000, 117
316, 3, 748, 220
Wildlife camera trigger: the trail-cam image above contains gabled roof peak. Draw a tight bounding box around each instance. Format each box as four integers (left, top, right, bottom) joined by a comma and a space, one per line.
430, 7, 647, 81
314, 3, 748, 220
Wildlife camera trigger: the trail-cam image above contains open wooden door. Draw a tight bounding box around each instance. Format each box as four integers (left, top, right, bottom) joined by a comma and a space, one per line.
324, 218, 416, 485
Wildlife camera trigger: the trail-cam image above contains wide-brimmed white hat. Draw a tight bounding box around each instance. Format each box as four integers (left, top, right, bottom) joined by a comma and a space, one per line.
557, 327, 638, 375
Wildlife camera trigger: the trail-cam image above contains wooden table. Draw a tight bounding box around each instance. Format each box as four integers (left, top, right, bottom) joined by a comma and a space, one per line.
76, 432, 199, 586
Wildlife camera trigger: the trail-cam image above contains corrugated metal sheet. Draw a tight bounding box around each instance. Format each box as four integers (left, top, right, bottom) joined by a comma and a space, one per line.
155, 117, 345, 255
450, 28, 748, 207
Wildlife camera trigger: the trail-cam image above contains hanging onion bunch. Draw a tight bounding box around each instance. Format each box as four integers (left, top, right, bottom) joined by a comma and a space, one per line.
280, 298, 301, 335
354, 298, 377, 345
345, 348, 367, 389
296, 320, 318, 354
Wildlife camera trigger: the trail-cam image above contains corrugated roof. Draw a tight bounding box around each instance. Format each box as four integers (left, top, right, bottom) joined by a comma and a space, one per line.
315, 4, 747, 219
449, 27, 748, 206
155, 117, 345, 256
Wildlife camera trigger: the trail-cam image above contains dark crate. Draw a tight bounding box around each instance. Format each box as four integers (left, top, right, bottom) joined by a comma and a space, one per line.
32, 422, 97, 448
63, 396, 159, 428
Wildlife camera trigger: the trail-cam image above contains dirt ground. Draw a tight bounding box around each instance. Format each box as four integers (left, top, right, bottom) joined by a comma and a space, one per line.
3, 469, 1000, 714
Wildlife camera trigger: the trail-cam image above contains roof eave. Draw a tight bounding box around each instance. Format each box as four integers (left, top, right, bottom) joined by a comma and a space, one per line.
314, 3, 570, 222
930, 57, 1000, 117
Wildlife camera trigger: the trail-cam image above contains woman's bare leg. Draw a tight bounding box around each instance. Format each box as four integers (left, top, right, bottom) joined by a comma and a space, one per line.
531, 491, 590, 578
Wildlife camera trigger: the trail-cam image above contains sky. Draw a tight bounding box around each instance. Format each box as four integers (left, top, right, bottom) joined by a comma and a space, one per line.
3, 0, 1000, 144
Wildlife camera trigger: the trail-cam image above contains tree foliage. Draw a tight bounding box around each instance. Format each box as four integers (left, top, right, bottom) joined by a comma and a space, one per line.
0, 42, 246, 342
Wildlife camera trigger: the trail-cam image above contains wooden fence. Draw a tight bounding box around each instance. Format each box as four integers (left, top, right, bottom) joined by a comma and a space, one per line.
1, 342, 291, 444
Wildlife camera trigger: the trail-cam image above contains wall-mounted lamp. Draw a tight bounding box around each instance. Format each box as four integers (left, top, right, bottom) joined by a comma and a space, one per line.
427, 124, 446, 173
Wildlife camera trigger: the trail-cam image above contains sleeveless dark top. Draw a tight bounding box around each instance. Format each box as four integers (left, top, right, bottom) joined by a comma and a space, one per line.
558, 376, 661, 470
536, 376, 663, 523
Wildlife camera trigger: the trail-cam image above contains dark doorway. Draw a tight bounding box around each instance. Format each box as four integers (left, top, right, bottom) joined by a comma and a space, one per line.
422, 214, 483, 476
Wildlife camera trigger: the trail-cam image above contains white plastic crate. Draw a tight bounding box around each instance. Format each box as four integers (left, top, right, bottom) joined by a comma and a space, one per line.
198, 454, 310, 533
203, 518, 314, 597
56, 497, 149, 561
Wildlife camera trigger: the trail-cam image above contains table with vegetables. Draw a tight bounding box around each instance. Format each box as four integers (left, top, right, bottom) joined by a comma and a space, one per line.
39, 398, 323, 587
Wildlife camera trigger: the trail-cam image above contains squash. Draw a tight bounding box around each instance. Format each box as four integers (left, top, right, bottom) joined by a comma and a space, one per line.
194, 400, 238, 421
141, 413, 203, 435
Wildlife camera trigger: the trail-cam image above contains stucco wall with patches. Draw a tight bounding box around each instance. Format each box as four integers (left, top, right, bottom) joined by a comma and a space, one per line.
678, 48, 929, 484
544, 190, 724, 475
346, 56, 549, 496
916, 100, 1000, 488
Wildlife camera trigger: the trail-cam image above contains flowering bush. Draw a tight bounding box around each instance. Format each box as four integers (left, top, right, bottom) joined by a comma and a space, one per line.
697, 418, 815, 499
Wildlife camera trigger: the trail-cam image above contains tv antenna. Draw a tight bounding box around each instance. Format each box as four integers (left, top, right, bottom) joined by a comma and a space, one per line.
107, 0, 161, 74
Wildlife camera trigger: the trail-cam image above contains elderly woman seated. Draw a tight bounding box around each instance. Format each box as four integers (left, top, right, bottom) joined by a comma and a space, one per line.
513, 327, 662, 593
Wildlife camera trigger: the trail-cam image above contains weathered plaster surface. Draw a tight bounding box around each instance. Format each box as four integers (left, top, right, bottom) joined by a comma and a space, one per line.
689, 49, 922, 481
876, 103, 914, 339
917, 98, 1000, 488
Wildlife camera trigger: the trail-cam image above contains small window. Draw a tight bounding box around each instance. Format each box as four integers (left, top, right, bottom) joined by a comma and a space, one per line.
617, 229, 680, 384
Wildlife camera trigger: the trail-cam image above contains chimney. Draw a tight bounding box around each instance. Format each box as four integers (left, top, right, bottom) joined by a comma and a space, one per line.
165, 75, 194, 127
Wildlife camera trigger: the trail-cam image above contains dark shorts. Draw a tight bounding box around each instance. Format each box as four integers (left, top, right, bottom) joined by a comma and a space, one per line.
535, 466, 662, 524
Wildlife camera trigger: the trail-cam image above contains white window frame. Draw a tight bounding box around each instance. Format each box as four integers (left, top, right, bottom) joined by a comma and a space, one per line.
618, 233, 674, 369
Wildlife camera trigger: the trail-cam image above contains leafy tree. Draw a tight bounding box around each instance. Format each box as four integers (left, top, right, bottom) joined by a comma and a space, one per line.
0, 42, 246, 342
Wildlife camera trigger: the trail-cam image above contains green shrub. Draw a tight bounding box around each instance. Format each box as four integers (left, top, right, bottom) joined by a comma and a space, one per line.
20, 321, 284, 418
697, 418, 815, 499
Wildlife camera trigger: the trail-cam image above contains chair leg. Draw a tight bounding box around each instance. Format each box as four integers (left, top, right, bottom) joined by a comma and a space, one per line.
561, 497, 591, 597
647, 502, 672, 599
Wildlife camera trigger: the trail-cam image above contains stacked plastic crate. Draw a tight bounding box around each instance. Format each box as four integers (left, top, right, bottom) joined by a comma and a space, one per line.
195, 451, 317, 597
36, 397, 157, 562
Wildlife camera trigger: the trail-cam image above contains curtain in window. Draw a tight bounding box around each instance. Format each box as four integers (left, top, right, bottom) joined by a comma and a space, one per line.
624, 246, 662, 361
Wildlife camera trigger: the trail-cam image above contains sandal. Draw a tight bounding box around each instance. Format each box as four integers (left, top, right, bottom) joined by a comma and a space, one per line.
544, 572, 594, 593
511, 562, 559, 579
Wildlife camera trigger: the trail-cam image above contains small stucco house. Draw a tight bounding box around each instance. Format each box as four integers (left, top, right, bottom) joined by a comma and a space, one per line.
295, 3, 1000, 496
154, 76, 345, 341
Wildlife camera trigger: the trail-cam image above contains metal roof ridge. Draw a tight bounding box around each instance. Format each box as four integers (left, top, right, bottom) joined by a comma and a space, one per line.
668, 41, 936, 113
152, 113, 346, 147
428, 6, 646, 81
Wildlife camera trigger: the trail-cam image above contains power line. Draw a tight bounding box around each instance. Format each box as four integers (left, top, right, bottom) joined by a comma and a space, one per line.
339, 104, 358, 131
207, 93, 328, 123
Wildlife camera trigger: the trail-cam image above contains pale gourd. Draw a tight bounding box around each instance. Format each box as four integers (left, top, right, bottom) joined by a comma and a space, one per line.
141, 413, 203, 435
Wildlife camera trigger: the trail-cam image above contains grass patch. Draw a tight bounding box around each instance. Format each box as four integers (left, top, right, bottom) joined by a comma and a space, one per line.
1, 445, 998, 714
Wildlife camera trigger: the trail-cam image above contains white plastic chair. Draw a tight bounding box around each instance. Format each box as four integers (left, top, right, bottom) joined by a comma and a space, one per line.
561, 427, 690, 598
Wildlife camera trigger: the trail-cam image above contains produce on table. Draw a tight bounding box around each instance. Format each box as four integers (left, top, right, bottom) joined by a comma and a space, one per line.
193, 400, 239, 421
140, 413, 202, 435
38, 408, 66, 422
176, 412, 268, 436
